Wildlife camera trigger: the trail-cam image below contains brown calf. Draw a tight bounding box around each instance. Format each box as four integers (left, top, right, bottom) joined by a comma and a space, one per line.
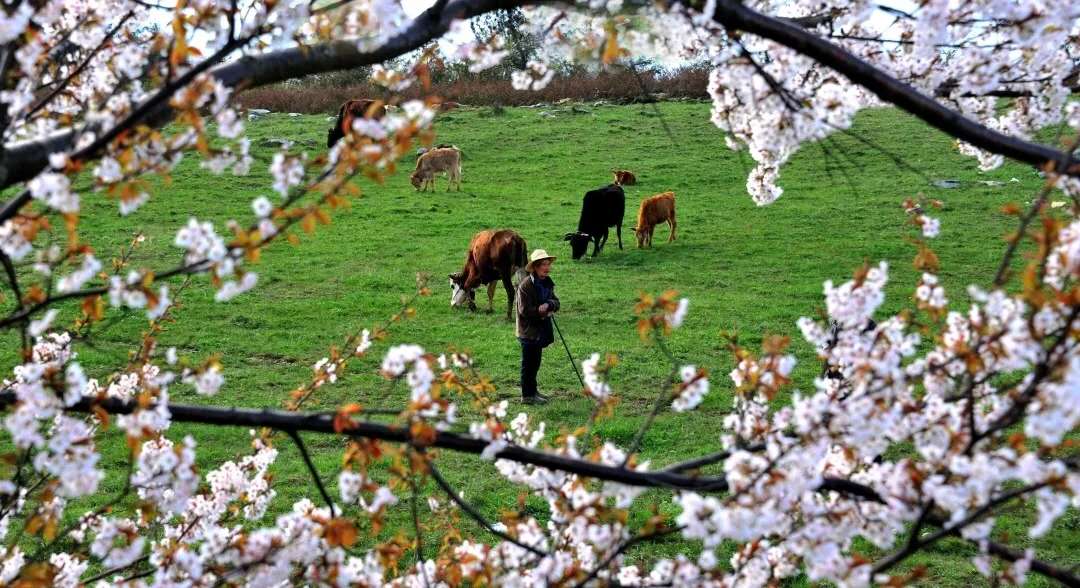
634, 191, 676, 248
449, 229, 528, 320
611, 169, 637, 186
327, 99, 387, 148
411, 147, 462, 191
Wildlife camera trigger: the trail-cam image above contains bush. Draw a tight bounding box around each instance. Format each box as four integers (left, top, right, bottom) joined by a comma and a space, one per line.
237, 67, 709, 113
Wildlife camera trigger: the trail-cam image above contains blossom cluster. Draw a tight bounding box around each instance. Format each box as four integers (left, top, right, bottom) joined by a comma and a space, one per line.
1, 0, 1079, 585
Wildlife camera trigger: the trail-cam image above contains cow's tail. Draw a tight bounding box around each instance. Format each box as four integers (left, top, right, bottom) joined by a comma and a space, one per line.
333, 101, 349, 131
512, 236, 528, 286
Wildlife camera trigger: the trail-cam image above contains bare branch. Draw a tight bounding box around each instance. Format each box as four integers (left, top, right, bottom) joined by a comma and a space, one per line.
983, 538, 1080, 588
621, 334, 680, 466
426, 459, 548, 557
287, 430, 336, 518
662, 443, 765, 473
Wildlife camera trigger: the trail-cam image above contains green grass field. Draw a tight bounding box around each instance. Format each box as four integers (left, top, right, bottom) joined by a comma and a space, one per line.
4, 101, 1078, 584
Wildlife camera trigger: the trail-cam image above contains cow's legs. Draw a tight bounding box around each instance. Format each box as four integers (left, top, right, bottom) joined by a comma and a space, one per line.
503, 275, 514, 320
593, 228, 608, 256
486, 282, 497, 313
616, 223, 623, 250
669, 217, 676, 242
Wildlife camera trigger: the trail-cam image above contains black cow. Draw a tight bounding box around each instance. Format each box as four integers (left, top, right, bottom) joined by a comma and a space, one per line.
563, 184, 625, 259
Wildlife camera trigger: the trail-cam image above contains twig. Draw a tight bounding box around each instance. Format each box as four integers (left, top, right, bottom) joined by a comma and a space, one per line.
426, 459, 548, 557
621, 334, 680, 466
662, 443, 766, 473
81, 554, 151, 584
572, 525, 684, 588
0, 250, 27, 353
407, 460, 430, 588
873, 480, 1054, 576
26, 12, 137, 119
287, 430, 336, 518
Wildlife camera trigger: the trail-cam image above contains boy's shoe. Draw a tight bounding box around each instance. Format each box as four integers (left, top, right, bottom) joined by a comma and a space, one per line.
522, 394, 550, 405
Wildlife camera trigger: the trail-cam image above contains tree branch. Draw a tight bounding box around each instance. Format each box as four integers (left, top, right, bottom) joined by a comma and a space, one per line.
426, 459, 548, 557
692, 0, 1080, 175
0, 391, 887, 501
0, 0, 538, 196
25, 12, 137, 120
662, 443, 765, 473
287, 429, 336, 518
572, 524, 684, 588
984, 538, 1080, 587
873, 480, 1054, 576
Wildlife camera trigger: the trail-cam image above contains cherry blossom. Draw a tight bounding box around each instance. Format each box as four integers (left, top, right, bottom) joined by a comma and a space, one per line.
0, 0, 1078, 585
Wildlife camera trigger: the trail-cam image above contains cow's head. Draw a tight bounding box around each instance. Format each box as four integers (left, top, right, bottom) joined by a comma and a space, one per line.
410, 172, 424, 190
327, 126, 344, 149
448, 272, 476, 310
564, 232, 591, 260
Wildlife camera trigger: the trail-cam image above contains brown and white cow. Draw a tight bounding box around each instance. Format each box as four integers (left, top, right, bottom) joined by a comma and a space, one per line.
449, 229, 527, 320
611, 168, 637, 186
326, 99, 387, 148
634, 191, 676, 248
411, 147, 462, 191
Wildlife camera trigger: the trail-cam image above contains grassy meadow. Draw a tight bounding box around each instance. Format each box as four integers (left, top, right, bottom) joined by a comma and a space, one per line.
4, 101, 1078, 584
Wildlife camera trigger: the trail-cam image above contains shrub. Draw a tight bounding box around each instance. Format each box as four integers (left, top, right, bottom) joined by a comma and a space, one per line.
237, 67, 709, 113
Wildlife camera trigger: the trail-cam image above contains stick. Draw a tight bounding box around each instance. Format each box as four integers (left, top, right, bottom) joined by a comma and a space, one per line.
552, 316, 586, 390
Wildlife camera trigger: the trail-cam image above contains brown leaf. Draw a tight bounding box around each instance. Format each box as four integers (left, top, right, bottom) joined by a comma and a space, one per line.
325, 517, 358, 547
912, 244, 940, 272
762, 334, 790, 355
12, 562, 56, 588
93, 405, 110, 430
81, 295, 105, 322
333, 404, 363, 432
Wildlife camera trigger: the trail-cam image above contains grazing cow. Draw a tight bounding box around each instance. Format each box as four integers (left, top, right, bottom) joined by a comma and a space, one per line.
633, 191, 676, 248
611, 168, 637, 186
326, 99, 386, 148
416, 143, 457, 158
563, 184, 625, 259
411, 147, 462, 191
449, 229, 528, 320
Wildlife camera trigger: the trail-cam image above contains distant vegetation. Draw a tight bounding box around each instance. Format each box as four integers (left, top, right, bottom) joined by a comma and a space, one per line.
239, 7, 710, 112
238, 66, 710, 113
